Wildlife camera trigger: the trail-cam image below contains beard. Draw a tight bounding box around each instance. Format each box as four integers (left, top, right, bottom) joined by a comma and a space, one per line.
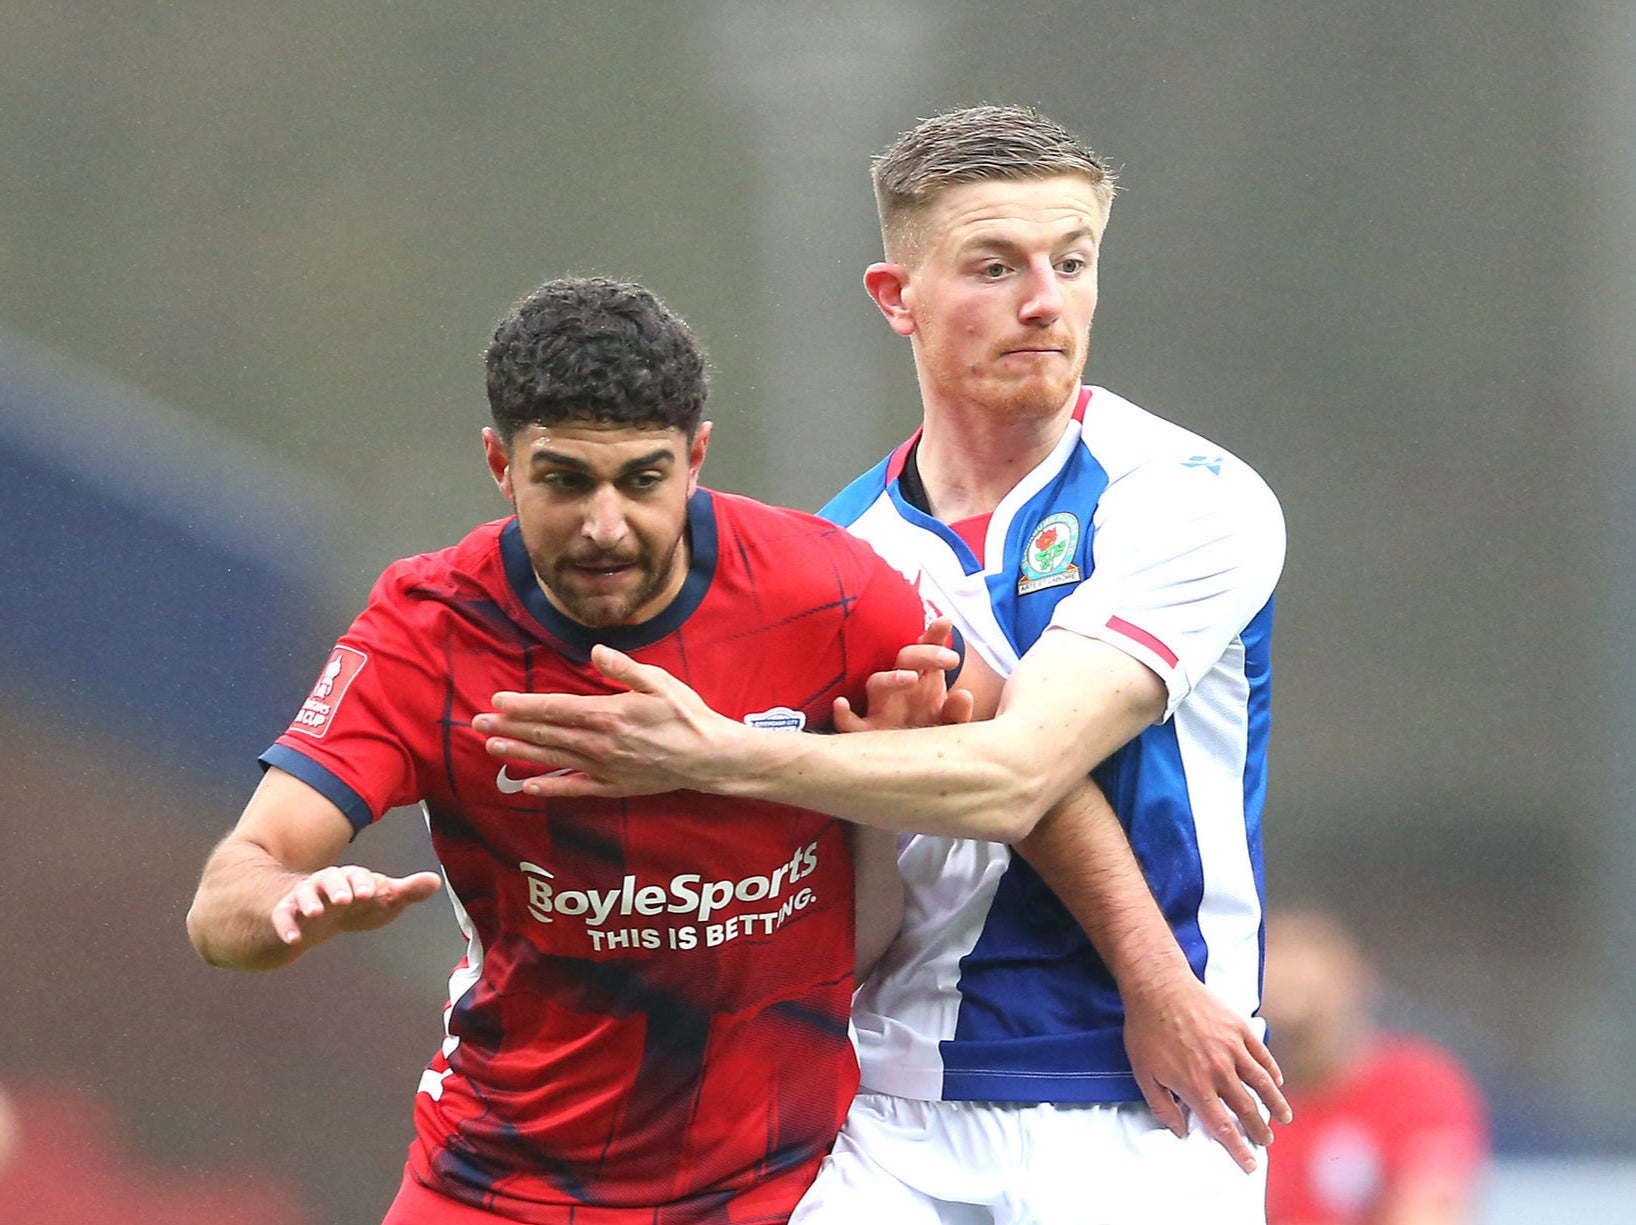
925, 324, 1089, 421
535, 535, 686, 628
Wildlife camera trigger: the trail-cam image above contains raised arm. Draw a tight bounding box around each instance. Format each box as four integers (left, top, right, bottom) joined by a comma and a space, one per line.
475, 625, 1163, 841
186, 767, 443, 971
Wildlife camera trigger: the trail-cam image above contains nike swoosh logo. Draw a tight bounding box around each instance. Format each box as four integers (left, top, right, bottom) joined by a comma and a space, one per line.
496, 766, 575, 794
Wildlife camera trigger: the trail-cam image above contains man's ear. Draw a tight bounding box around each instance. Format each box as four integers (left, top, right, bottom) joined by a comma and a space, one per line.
864, 262, 916, 337
482, 427, 514, 501
686, 421, 713, 494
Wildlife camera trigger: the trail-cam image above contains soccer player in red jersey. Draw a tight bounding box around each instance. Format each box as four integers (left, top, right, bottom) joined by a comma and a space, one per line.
186, 277, 945, 1224
1262, 907, 1489, 1225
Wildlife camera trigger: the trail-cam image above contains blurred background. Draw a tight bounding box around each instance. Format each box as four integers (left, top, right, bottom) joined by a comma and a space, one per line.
1, 2, 1632, 1222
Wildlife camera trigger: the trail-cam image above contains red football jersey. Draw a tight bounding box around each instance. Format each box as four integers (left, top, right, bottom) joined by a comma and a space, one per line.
263, 490, 930, 1224
1266, 1035, 1489, 1225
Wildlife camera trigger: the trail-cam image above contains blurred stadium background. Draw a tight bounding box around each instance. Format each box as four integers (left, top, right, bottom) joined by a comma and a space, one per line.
1, 3, 1633, 1221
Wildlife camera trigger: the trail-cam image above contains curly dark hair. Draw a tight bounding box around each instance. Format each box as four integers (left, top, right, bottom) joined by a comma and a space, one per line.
485, 277, 708, 442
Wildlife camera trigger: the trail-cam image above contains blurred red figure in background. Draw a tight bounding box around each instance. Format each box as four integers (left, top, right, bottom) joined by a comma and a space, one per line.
0, 1076, 311, 1225
1262, 907, 1489, 1225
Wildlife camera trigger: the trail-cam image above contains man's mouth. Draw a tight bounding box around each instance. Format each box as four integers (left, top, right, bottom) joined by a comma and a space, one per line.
568, 558, 638, 582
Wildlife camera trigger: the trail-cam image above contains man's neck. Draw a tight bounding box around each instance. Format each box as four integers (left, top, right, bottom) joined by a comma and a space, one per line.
913, 387, 1080, 521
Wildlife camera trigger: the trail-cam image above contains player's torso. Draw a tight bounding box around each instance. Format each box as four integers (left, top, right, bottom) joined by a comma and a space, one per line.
827, 388, 1271, 1104
835, 425, 1130, 1101
370, 501, 885, 1219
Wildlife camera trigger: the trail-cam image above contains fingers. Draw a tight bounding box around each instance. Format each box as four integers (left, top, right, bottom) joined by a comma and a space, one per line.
395, 871, 446, 905
919, 616, 955, 648
939, 689, 975, 725
1241, 1057, 1291, 1127
894, 643, 961, 673
272, 865, 377, 944
482, 697, 602, 736
589, 644, 666, 694
1220, 1080, 1274, 1149
1243, 1036, 1292, 1124
272, 867, 443, 945
1136, 1075, 1187, 1139
832, 695, 866, 734
1191, 1094, 1258, 1174
479, 729, 582, 771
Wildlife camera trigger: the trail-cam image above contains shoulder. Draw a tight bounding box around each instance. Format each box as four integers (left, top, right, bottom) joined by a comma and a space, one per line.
704, 490, 923, 642
356, 520, 513, 646
819, 451, 899, 528
1078, 389, 1282, 537
708, 489, 882, 566
369, 520, 506, 596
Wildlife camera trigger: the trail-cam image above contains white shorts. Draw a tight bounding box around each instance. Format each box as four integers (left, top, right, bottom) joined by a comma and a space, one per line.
790, 1092, 1267, 1225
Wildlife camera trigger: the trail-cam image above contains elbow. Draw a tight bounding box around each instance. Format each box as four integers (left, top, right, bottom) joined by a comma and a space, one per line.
184, 897, 220, 966
185, 891, 246, 970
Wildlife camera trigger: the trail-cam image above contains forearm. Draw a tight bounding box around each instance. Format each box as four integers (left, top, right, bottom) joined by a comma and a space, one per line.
719, 720, 1056, 839
483, 630, 1164, 837
722, 631, 1160, 836
852, 825, 905, 980
186, 836, 312, 972
1015, 782, 1192, 993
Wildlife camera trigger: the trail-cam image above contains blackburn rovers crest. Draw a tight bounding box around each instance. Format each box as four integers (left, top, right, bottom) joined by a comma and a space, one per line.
1018, 512, 1081, 595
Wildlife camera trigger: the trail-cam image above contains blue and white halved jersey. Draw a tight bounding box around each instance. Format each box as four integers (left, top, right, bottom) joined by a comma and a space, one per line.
821, 386, 1286, 1104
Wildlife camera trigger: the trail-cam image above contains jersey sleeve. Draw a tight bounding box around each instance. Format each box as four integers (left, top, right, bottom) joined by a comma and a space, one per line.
260, 562, 443, 832
1049, 453, 1285, 719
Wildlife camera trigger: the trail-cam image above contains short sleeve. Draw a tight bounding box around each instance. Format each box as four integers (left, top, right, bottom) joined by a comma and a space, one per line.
1049, 454, 1285, 719
261, 563, 441, 830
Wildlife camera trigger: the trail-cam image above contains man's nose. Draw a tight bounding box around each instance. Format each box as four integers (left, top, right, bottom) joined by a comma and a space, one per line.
1019, 261, 1064, 323
582, 487, 630, 548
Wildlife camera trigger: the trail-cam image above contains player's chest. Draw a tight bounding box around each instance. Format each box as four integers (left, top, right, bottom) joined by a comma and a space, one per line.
423, 613, 848, 796
871, 501, 1097, 663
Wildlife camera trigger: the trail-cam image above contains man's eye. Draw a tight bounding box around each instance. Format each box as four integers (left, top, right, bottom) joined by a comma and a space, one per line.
624, 473, 664, 492
1058, 257, 1086, 275
981, 262, 1009, 279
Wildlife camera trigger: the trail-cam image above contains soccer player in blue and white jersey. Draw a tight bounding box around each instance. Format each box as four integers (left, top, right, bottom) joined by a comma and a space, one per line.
481, 107, 1289, 1224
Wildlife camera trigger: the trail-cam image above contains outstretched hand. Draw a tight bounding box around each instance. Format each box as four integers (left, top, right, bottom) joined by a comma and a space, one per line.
475, 645, 741, 798
833, 618, 973, 732
1122, 968, 1291, 1173
270, 865, 444, 949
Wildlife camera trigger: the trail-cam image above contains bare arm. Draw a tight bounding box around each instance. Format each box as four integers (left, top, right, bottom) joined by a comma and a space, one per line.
851, 825, 903, 982
186, 767, 443, 971
1017, 784, 1290, 1173
475, 627, 1164, 841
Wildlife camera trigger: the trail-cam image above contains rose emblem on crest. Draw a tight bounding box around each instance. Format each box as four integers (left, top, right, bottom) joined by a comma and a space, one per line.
1023, 513, 1079, 580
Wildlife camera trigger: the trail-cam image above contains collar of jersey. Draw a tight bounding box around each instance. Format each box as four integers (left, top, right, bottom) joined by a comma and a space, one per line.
885, 440, 986, 576
499, 487, 719, 661
883, 386, 1094, 578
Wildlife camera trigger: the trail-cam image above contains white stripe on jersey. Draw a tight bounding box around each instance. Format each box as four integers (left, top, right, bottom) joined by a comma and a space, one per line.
851, 837, 1012, 1099
417, 800, 484, 1102
1172, 638, 1265, 1023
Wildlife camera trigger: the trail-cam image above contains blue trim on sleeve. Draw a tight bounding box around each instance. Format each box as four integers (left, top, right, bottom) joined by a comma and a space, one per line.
259, 744, 375, 834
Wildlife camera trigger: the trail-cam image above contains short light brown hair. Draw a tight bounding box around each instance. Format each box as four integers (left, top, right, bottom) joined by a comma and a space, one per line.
872, 105, 1116, 262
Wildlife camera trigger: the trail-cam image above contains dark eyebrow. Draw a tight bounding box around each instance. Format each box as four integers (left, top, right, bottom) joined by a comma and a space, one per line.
526, 447, 677, 474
